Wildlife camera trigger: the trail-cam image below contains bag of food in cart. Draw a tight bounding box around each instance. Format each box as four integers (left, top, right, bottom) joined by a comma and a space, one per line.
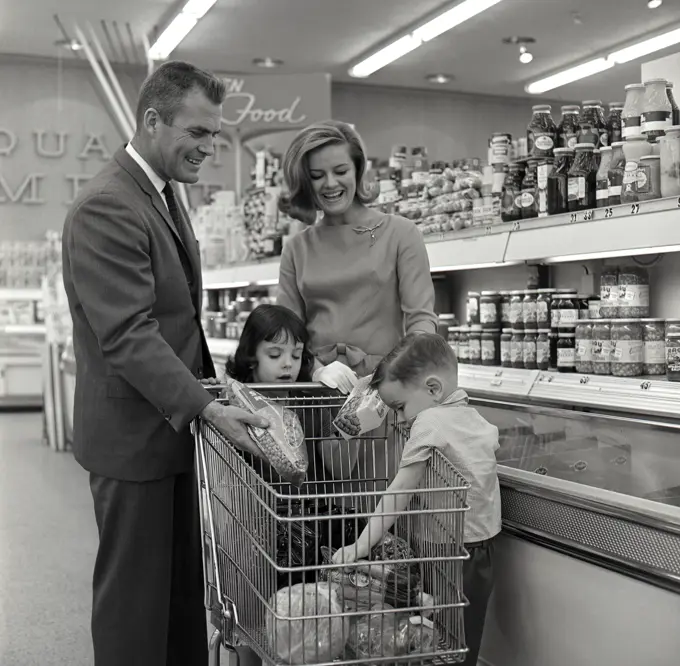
370, 534, 422, 608
332, 375, 389, 441
266, 581, 349, 664
220, 378, 308, 486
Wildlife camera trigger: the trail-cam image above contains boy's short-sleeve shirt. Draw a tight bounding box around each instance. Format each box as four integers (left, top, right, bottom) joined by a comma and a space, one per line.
400, 389, 502, 544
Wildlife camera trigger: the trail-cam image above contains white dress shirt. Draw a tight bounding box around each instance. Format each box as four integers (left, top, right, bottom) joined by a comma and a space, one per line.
125, 142, 167, 209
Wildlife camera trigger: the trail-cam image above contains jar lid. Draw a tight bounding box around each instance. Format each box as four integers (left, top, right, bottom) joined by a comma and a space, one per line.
481, 290, 499, 296
553, 148, 575, 154
460, 325, 470, 332
574, 143, 595, 150
468, 291, 481, 296
532, 104, 552, 112
625, 83, 645, 90
561, 105, 581, 112
502, 328, 513, 333
448, 326, 460, 331
611, 141, 626, 147
667, 82, 675, 89
668, 332, 680, 338
492, 132, 511, 138
582, 100, 603, 106
643, 78, 668, 85
641, 155, 661, 161
608, 102, 623, 109
558, 332, 576, 337
599, 146, 613, 152
626, 135, 647, 142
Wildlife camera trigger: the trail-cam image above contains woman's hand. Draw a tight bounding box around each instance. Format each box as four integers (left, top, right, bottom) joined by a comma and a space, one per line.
313, 361, 358, 394
332, 542, 369, 565
200, 377, 220, 386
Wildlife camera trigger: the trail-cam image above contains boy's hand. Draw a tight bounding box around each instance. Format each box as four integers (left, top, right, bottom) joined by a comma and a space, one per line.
332, 543, 369, 565
200, 377, 219, 386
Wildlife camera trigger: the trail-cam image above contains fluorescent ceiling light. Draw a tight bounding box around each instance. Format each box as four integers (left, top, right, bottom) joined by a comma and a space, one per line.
149, 0, 217, 60
526, 58, 613, 94
609, 27, 680, 64
527, 25, 680, 94
349, 0, 504, 78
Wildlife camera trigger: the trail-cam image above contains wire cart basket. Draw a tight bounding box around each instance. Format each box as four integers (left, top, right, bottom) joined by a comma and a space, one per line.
194, 383, 470, 666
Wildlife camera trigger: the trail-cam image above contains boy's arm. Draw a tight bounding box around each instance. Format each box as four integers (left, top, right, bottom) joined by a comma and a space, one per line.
350, 460, 428, 560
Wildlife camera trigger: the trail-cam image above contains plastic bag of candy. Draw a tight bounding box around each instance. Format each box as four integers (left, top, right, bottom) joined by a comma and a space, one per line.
333, 376, 389, 441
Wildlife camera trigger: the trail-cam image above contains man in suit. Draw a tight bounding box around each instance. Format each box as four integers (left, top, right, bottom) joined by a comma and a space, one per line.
62, 61, 267, 666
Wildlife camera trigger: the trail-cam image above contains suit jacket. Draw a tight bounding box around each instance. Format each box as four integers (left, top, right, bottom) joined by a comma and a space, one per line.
62, 146, 216, 482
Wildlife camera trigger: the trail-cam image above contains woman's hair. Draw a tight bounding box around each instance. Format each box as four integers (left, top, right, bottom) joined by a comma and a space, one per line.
278, 120, 377, 223
226, 304, 314, 383
370, 333, 457, 389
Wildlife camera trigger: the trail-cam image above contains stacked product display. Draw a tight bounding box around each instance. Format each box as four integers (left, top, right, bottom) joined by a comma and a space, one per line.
449, 268, 678, 381
0, 239, 54, 289
203, 291, 275, 340
500, 79, 680, 222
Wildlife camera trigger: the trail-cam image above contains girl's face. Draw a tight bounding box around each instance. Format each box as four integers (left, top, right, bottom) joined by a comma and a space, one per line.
252, 332, 303, 383
308, 143, 357, 216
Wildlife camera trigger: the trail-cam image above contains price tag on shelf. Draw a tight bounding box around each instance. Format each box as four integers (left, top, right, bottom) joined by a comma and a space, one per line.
604, 207, 614, 219
630, 203, 640, 215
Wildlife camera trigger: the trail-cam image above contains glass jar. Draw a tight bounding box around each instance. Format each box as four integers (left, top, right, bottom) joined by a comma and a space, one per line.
667, 82, 680, 126
577, 295, 590, 319
521, 160, 539, 219
611, 319, 644, 377
575, 320, 594, 374
607, 103, 623, 144
550, 289, 571, 329
557, 332, 576, 373
482, 329, 501, 367
511, 328, 525, 369
500, 291, 512, 327
580, 100, 608, 148
501, 163, 525, 223
480, 291, 501, 329
600, 267, 619, 318
522, 290, 538, 330
595, 146, 613, 208
588, 297, 602, 320
523, 331, 538, 370
557, 105, 581, 149
469, 325, 482, 365
667, 333, 680, 382
509, 290, 524, 327
490, 133, 512, 166
592, 320, 612, 375
621, 136, 650, 203
607, 141, 626, 206
528, 105, 557, 158
467, 291, 481, 325
501, 328, 513, 368
536, 289, 554, 329
536, 157, 554, 218
660, 126, 680, 197
637, 155, 661, 201
458, 326, 470, 364
547, 148, 573, 215
618, 266, 649, 318
641, 78, 672, 140
438, 314, 456, 339
622, 83, 645, 139
537, 329, 551, 371
558, 291, 579, 329
667, 319, 680, 337
567, 143, 597, 211
642, 319, 666, 376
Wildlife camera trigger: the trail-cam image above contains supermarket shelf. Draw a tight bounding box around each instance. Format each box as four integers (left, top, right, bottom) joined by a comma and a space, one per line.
1, 324, 47, 335
202, 197, 680, 288
0, 288, 42, 301
459, 365, 680, 421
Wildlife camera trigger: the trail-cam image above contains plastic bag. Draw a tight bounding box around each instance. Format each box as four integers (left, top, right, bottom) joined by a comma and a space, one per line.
333, 376, 388, 441
220, 378, 308, 486
266, 582, 349, 664
370, 534, 422, 608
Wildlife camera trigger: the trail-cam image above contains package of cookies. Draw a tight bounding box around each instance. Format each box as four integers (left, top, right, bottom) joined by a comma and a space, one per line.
220, 378, 308, 486
332, 376, 389, 441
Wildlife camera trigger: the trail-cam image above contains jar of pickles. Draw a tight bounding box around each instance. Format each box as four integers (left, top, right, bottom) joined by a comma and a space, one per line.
557, 332, 577, 373
617, 266, 649, 318
467, 292, 481, 325
642, 319, 666, 375
523, 331, 538, 370
509, 290, 524, 327
611, 319, 644, 377
469, 325, 482, 365
501, 328, 513, 368
482, 329, 501, 366
592, 320, 612, 375
536, 289, 554, 329
575, 320, 594, 374
511, 328, 525, 369
537, 329, 551, 371
667, 332, 680, 382
480, 291, 501, 329
522, 290, 538, 330
458, 326, 470, 364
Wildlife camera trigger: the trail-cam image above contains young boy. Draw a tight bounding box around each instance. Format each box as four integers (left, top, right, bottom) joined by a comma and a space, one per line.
332, 332, 501, 665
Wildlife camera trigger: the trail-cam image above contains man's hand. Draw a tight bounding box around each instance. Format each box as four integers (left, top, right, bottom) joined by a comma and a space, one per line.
201, 400, 269, 459
200, 377, 220, 386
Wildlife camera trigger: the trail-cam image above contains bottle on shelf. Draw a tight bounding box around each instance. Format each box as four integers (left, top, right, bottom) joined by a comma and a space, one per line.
596, 146, 613, 208
567, 144, 597, 212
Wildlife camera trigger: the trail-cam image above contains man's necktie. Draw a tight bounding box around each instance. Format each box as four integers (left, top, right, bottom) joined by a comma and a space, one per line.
163, 183, 194, 282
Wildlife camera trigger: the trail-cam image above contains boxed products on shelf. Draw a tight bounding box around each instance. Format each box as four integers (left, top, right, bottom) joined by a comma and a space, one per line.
0, 240, 53, 289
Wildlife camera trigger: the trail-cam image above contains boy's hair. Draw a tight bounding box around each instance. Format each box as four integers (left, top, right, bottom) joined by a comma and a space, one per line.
226, 304, 314, 383
370, 333, 457, 389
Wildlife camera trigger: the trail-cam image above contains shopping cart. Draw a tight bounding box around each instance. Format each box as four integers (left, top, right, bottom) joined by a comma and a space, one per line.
193, 383, 470, 666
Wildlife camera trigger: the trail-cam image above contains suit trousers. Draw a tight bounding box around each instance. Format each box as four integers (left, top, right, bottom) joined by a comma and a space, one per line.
89, 470, 208, 666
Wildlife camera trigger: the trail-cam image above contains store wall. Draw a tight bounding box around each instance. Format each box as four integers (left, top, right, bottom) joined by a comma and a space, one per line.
332, 83, 538, 163
0, 57, 239, 242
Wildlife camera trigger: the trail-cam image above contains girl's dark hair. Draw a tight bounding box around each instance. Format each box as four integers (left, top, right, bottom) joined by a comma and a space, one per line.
370, 333, 457, 389
226, 304, 314, 383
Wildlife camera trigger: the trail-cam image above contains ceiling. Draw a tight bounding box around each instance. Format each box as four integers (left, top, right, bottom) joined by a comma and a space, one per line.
2, 0, 680, 103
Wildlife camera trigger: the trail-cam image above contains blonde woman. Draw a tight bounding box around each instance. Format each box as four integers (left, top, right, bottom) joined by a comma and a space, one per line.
277, 120, 437, 479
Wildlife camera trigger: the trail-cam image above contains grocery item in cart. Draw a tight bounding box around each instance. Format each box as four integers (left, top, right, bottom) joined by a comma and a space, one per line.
220, 379, 308, 486
333, 375, 389, 441
266, 582, 349, 664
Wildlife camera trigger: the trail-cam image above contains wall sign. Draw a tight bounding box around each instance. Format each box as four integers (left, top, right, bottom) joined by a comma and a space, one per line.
218, 73, 331, 139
